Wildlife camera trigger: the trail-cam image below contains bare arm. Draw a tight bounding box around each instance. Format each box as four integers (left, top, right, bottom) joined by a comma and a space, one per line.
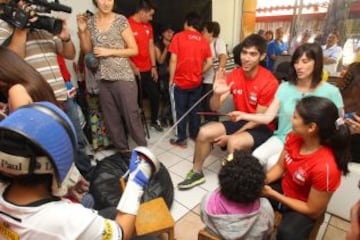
7, 28, 28, 58
77, 14, 92, 54
265, 150, 286, 184
169, 53, 177, 85
218, 53, 227, 68
264, 185, 333, 219
202, 57, 213, 73
57, 19, 75, 60
232, 104, 270, 133
156, 44, 169, 64
8, 84, 33, 113
228, 98, 280, 124
115, 214, 136, 240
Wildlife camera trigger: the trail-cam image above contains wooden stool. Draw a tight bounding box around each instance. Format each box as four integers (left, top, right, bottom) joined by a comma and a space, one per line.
198, 228, 220, 240
120, 178, 175, 240
136, 197, 175, 240
273, 211, 325, 240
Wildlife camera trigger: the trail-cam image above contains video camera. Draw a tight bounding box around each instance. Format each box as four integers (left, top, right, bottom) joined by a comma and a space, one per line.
0, 0, 72, 35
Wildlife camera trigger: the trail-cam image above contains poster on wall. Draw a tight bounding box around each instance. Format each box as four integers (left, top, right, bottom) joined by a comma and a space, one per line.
115, 0, 211, 36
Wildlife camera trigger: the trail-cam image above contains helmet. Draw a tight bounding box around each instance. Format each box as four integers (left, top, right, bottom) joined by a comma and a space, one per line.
0, 102, 79, 196
133, 146, 160, 174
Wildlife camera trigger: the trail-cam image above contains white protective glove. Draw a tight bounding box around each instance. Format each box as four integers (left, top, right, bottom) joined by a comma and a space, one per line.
116, 150, 153, 215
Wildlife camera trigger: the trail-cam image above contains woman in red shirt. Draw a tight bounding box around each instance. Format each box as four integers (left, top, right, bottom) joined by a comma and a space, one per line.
264, 96, 351, 240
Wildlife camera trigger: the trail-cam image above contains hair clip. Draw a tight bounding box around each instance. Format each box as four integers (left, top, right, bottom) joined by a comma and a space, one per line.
221, 153, 234, 166
335, 117, 345, 130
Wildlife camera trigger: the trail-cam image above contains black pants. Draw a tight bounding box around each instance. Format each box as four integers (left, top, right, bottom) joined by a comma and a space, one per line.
158, 73, 173, 125
269, 181, 316, 240
138, 71, 160, 124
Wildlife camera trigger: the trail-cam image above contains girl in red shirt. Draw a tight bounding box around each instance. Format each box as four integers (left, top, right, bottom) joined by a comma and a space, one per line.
264, 96, 351, 240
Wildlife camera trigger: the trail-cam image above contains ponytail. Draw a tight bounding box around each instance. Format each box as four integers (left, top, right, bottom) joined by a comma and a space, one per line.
323, 122, 351, 175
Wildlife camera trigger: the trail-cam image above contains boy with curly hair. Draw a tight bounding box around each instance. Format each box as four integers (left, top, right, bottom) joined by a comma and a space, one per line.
200, 151, 274, 239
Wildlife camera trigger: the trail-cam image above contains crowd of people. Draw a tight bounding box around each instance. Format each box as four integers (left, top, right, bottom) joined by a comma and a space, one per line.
0, 0, 359, 239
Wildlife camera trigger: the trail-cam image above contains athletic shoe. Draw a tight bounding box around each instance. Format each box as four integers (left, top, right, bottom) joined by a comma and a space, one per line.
169, 138, 187, 148
177, 170, 205, 190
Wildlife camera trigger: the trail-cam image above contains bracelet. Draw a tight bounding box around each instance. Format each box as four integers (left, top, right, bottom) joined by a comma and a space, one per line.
62, 36, 71, 43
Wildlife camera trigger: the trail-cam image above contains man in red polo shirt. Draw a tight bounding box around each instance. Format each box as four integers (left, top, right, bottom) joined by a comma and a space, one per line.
168, 12, 212, 148
128, 0, 163, 132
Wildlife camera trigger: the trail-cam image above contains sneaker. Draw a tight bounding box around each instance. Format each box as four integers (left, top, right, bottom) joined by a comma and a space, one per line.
169, 138, 187, 148
177, 170, 205, 190
151, 120, 163, 132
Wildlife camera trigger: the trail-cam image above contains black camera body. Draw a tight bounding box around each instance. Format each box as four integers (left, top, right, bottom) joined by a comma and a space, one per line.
0, 0, 72, 35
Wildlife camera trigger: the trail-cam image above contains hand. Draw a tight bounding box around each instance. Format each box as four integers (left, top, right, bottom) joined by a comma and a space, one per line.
67, 177, 90, 202
133, 66, 140, 78
93, 46, 112, 57
213, 135, 229, 147
213, 68, 233, 95
346, 113, 360, 134
262, 185, 275, 197
77, 14, 88, 33
151, 67, 158, 81
58, 19, 71, 41
228, 111, 245, 122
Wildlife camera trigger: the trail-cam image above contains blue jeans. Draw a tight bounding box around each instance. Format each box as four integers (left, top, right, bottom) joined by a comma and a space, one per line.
173, 85, 202, 141
63, 98, 92, 177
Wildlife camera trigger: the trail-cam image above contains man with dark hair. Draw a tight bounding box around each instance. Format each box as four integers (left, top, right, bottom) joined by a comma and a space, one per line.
128, 0, 163, 132
266, 27, 288, 71
177, 34, 278, 190
168, 12, 212, 148
200, 151, 274, 239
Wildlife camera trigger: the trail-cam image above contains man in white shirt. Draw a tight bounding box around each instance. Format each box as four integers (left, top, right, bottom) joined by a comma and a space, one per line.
322, 31, 343, 76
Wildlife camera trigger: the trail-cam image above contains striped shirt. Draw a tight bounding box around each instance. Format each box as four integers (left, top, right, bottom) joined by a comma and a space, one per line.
0, 21, 67, 101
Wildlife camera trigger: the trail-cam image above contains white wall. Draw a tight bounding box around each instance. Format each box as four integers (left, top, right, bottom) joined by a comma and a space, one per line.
212, 0, 242, 51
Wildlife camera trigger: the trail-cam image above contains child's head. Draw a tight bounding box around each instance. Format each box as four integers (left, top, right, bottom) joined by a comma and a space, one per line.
219, 151, 265, 203
0, 102, 78, 195
294, 96, 351, 174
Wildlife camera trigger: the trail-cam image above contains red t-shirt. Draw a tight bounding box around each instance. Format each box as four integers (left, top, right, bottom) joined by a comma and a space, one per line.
168, 30, 212, 89
226, 66, 278, 129
281, 132, 341, 202
128, 17, 153, 72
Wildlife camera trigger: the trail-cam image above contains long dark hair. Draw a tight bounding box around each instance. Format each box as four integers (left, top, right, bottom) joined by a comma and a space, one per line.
296, 96, 351, 175
288, 43, 323, 89
0, 47, 58, 105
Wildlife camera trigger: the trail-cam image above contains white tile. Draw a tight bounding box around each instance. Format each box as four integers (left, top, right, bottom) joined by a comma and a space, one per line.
169, 160, 194, 178
148, 146, 166, 156
170, 201, 190, 222
158, 152, 185, 169
206, 159, 222, 173
169, 171, 184, 186
174, 186, 208, 210
324, 213, 331, 223
169, 145, 195, 160
199, 169, 219, 192
316, 221, 329, 240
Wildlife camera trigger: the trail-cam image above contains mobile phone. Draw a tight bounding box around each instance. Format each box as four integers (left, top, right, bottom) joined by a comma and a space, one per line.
85, 10, 94, 17
345, 112, 356, 120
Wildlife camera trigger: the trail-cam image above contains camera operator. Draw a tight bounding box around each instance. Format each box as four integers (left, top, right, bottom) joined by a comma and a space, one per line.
0, 0, 93, 179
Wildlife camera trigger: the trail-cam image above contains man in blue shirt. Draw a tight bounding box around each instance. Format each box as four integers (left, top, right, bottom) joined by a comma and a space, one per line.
266, 27, 288, 71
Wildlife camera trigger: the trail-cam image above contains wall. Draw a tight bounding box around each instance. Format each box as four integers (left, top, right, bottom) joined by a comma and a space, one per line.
212, 0, 242, 51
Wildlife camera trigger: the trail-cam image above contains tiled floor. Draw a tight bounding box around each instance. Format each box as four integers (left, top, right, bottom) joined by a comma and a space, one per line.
94, 126, 351, 240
